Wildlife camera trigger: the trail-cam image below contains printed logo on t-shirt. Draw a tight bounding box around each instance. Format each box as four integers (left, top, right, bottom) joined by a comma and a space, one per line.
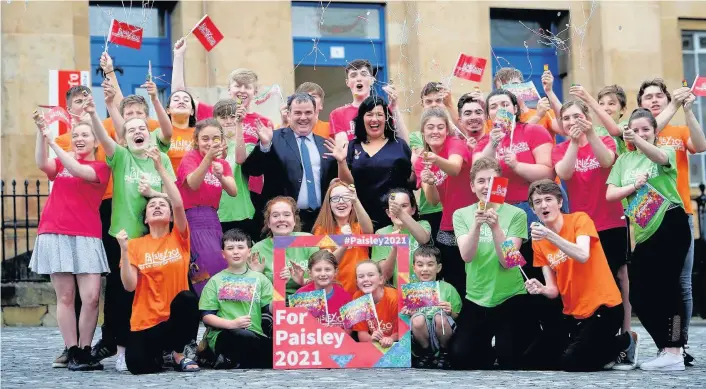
624, 166, 658, 184
575, 156, 600, 173
204, 172, 221, 187
241, 122, 260, 141
495, 142, 530, 159
171, 137, 193, 152
56, 168, 73, 178
547, 250, 568, 269
432, 169, 448, 186
479, 224, 510, 243
657, 136, 685, 151
124, 167, 162, 186
139, 248, 182, 270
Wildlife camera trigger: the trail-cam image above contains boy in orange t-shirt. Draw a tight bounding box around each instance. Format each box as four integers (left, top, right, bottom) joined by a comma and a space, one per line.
523, 180, 638, 372
351, 261, 398, 347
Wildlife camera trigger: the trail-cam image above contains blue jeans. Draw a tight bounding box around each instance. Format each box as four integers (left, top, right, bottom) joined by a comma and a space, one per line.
681, 214, 695, 342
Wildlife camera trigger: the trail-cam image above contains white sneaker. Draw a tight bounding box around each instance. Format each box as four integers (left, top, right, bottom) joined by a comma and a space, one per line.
639, 350, 685, 371
115, 352, 128, 372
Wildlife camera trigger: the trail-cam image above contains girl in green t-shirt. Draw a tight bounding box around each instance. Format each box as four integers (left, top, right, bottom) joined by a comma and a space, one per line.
606, 108, 690, 371
250, 196, 319, 297
372, 188, 432, 286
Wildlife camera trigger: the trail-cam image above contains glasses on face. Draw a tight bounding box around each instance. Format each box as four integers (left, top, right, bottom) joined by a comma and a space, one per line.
330, 195, 352, 204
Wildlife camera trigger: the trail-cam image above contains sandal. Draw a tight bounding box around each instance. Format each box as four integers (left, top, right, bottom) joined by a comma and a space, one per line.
174, 356, 201, 372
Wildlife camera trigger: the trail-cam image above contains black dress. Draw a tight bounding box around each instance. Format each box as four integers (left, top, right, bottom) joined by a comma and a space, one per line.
346, 138, 412, 229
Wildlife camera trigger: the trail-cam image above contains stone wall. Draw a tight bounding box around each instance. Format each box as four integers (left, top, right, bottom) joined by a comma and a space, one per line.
1, 281, 105, 327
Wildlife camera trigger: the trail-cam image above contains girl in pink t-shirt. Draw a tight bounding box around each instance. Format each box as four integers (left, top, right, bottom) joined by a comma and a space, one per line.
415, 107, 473, 297
176, 118, 236, 295
294, 250, 353, 329
30, 111, 111, 371
553, 99, 631, 333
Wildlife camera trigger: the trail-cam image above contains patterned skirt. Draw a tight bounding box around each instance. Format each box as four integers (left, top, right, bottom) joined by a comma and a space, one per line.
29, 233, 110, 275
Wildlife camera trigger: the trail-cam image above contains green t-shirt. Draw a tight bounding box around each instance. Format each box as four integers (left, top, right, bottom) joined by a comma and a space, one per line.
594, 119, 628, 156
409, 132, 443, 216
251, 232, 320, 296
218, 141, 255, 222
199, 268, 273, 350
371, 220, 432, 286
452, 203, 528, 307
606, 147, 681, 243
149, 129, 172, 154
106, 145, 175, 238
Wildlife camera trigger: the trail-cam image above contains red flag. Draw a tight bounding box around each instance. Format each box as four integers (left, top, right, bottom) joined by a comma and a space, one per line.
453, 54, 487, 82
691, 76, 706, 97
485, 177, 509, 204
108, 19, 143, 50
192, 15, 223, 52
39, 106, 72, 127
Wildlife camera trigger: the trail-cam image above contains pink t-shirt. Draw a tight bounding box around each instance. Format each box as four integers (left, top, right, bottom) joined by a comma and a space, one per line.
177, 149, 233, 210
414, 137, 474, 231
476, 123, 553, 203
296, 282, 352, 328
38, 159, 111, 238
197, 102, 271, 194
329, 104, 359, 141
551, 136, 624, 231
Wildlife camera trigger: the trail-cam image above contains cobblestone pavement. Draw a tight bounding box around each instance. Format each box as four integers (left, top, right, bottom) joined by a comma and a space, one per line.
2, 325, 705, 388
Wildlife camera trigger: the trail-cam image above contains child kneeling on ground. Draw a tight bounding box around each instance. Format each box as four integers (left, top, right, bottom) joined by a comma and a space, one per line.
404, 245, 462, 369
198, 228, 274, 369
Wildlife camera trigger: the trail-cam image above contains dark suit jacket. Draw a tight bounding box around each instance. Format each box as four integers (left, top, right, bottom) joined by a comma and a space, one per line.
242, 127, 337, 208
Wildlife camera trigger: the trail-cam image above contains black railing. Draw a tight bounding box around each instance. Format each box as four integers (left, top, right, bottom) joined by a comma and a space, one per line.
1, 179, 50, 282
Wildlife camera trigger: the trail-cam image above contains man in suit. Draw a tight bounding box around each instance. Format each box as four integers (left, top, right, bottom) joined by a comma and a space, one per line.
243, 93, 337, 232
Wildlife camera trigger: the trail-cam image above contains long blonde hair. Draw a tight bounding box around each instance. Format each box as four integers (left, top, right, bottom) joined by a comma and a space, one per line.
311, 181, 359, 234
420, 107, 453, 152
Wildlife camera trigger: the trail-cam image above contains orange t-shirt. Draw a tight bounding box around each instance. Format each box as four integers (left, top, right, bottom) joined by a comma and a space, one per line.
532, 212, 622, 319
55, 118, 161, 200
312, 120, 331, 139
127, 225, 191, 331
313, 223, 370, 295
352, 286, 398, 337
657, 125, 693, 214
157, 126, 194, 174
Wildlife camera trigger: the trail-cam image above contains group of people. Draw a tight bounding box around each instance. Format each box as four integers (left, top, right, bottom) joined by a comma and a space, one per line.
29, 35, 704, 374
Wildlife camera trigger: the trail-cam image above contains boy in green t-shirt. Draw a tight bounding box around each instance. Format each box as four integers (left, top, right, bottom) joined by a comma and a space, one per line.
199, 229, 273, 369
403, 245, 462, 370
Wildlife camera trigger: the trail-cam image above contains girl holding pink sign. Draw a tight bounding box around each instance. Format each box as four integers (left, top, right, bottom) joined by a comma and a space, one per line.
606, 108, 690, 371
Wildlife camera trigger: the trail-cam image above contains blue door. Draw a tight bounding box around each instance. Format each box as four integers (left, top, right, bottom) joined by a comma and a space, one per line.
88, 4, 174, 120
490, 48, 562, 103
291, 2, 388, 101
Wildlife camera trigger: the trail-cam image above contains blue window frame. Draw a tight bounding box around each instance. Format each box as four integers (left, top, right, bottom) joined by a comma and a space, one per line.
292, 2, 388, 99
88, 2, 175, 120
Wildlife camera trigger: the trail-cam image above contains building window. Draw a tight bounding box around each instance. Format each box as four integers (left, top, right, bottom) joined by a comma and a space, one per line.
682, 30, 706, 186
291, 4, 381, 40
89, 5, 167, 38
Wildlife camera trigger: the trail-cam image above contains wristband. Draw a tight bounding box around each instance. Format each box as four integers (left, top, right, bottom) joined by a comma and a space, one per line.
104, 70, 114, 75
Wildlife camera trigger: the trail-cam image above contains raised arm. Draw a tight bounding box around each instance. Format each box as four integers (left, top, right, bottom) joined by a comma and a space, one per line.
571, 85, 623, 137
33, 112, 57, 176
390, 202, 430, 245
425, 151, 463, 177
47, 138, 98, 182
684, 94, 706, 153
456, 212, 482, 264
555, 140, 579, 181
171, 38, 187, 92
233, 105, 249, 164
324, 139, 355, 184
117, 230, 138, 292
143, 80, 173, 145
585, 124, 616, 168
624, 128, 669, 166
532, 223, 590, 263
90, 89, 117, 157
99, 52, 124, 106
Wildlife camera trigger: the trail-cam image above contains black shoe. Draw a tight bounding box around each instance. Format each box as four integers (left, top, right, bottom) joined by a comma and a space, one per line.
213, 354, 237, 370
90, 339, 117, 362
436, 349, 451, 370
684, 351, 695, 367
52, 347, 69, 368
67, 346, 90, 371
82, 346, 104, 371
414, 349, 434, 369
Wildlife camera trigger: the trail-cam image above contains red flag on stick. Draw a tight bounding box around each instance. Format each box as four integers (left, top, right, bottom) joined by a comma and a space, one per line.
485, 177, 509, 204
691, 76, 706, 97
38, 105, 72, 127
108, 19, 143, 50
453, 54, 487, 82
191, 15, 223, 52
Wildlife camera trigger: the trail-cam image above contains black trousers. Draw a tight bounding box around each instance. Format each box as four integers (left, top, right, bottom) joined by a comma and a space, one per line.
419, 211, 442, 248
630, 208, 690, 348
214, 329, 272, 368
298, 208, 320, 234
524, 304, 631, 372
125, 291, 200, 375
100, 199, 135, 347
436, 230, 466, 299
451, 294, 540, 370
